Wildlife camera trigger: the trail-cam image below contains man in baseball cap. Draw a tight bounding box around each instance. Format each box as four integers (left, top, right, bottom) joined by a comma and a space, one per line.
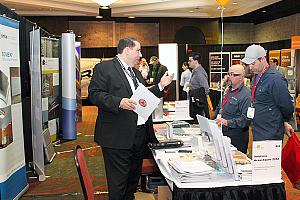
147, 56, 167, 85
242, 44, 294, 142
149, 56, 158, 65
241, 44, 266, 65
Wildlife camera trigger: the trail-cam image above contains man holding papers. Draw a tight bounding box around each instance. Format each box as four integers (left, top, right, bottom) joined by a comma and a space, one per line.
214, 64, 251, 154
88, 37, 173, 200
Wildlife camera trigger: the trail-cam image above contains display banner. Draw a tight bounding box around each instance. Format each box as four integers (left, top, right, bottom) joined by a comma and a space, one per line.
281, 49, 291, 67
231, 52, 245, 65
0, 15, 28, 200
61, 33, 77, 140
80, 58, 101, 98
209, 52, 230, 88
268, 50, 281, 65
41, 37, 60, 142
30, 28, 45, 181
75, 42, 82, 122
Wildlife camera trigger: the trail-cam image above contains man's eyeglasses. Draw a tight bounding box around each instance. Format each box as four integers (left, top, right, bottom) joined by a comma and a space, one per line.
188, 59, 193, 62
228, 72, 241, 77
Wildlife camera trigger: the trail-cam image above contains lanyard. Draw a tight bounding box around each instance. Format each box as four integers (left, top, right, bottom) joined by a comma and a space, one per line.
221, 86, 240, 109
116, 57, 139, 89
251, 64, 269, 104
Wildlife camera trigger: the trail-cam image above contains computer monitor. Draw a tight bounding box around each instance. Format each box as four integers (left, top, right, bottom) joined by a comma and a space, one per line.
196, 115, 239, 180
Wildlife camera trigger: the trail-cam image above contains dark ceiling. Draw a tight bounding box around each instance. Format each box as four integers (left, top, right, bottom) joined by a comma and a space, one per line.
224, 0, 300, 24
26, 0, 299, 24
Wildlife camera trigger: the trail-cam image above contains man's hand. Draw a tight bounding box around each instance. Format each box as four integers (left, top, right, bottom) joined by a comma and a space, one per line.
284, 122, 294, 137
120, 98, 136, 110
216, 118, 228, 127
159, 71, 174, 89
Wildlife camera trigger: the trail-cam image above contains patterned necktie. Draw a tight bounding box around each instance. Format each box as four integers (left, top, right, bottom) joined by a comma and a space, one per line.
128, 67, 139, 89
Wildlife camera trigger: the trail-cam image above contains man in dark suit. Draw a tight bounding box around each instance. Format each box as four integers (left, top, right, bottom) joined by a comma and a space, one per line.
88, 37, 173, 200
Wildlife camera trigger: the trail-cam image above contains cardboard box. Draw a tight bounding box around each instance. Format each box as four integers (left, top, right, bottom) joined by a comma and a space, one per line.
158, 186, 172, 200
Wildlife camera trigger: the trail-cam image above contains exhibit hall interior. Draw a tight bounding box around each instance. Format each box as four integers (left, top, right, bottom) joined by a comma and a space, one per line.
0, 0, 300, 199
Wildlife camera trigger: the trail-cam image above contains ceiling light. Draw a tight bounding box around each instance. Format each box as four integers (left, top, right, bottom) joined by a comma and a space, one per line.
232, 2, 238, 5
262, 10, 267, 13
96, 15, 103, 18
94, 0, 119, 7
189, 10, 194, 13
11, 8, 16, 11
128, 16, 136, 19
98, 7, 111, 18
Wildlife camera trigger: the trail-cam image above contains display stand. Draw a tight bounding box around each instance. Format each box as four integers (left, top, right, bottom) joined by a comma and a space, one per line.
43, 129, 56, 163
281, 49, 297, 130
209, 52, 230, 90
30, 27, 46, 181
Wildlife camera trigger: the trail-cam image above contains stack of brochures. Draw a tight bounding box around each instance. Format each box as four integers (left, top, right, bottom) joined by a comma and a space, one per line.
168, 160, 214, 183
170, 121, 190, 128
236, 163, 252, 181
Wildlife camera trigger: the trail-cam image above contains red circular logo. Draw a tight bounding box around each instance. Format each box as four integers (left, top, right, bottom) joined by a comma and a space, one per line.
139, 99, 147, 107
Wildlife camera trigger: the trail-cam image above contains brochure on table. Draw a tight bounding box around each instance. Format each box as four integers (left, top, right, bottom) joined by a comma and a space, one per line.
252, 140, 282, 183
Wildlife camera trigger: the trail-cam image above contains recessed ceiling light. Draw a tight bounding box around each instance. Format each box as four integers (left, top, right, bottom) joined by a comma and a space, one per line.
232, 2, 238, 5
11, 8, 16, 11
189, 10, 194, 13
101, 6, 110, 9
96, 15, 103, 18
128, 16, 136, 19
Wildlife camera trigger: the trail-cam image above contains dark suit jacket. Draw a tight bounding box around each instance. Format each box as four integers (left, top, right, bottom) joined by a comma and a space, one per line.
189, 87, 210, 119
88, 57, 162, 149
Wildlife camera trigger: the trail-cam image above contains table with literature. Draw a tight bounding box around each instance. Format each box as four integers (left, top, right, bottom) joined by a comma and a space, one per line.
152, 119, 286, 200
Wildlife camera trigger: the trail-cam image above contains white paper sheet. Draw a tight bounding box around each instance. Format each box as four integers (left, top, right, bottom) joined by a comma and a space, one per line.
130, 84, 161, 121
252, 140, 282, 183
175, 100, 190, 119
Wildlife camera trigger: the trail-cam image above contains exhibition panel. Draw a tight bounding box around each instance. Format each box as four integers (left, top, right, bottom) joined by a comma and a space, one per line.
0, 15, 28, 200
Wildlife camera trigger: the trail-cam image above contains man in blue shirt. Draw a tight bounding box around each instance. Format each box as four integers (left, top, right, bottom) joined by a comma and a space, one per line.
214, 64, 251, 154
241, 44, 294, 141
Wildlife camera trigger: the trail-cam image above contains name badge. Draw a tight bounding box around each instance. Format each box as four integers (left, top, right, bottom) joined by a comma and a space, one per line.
247, 107, 255, 119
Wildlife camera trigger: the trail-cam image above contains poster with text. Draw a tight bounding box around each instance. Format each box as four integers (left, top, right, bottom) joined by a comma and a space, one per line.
41, 37, 59, 141
0, 16, 28, 200
209, 52, 230, 88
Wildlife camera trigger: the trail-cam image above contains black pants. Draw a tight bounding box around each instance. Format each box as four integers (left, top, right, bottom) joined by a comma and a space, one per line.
223, 128, 249, 154
102, 125, 146, 200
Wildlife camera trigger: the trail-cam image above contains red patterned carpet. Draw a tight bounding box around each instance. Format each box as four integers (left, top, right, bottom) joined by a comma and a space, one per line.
21, 106, 300, 199
21, 106, 108, 200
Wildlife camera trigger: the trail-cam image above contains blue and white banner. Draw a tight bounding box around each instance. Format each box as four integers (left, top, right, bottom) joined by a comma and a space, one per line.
0, 16, 28, 200
61, 33, 77, 140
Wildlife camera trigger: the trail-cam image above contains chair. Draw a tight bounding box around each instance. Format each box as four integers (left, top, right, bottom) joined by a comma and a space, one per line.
140, 158, 158, 192
74, 145, 95, 200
